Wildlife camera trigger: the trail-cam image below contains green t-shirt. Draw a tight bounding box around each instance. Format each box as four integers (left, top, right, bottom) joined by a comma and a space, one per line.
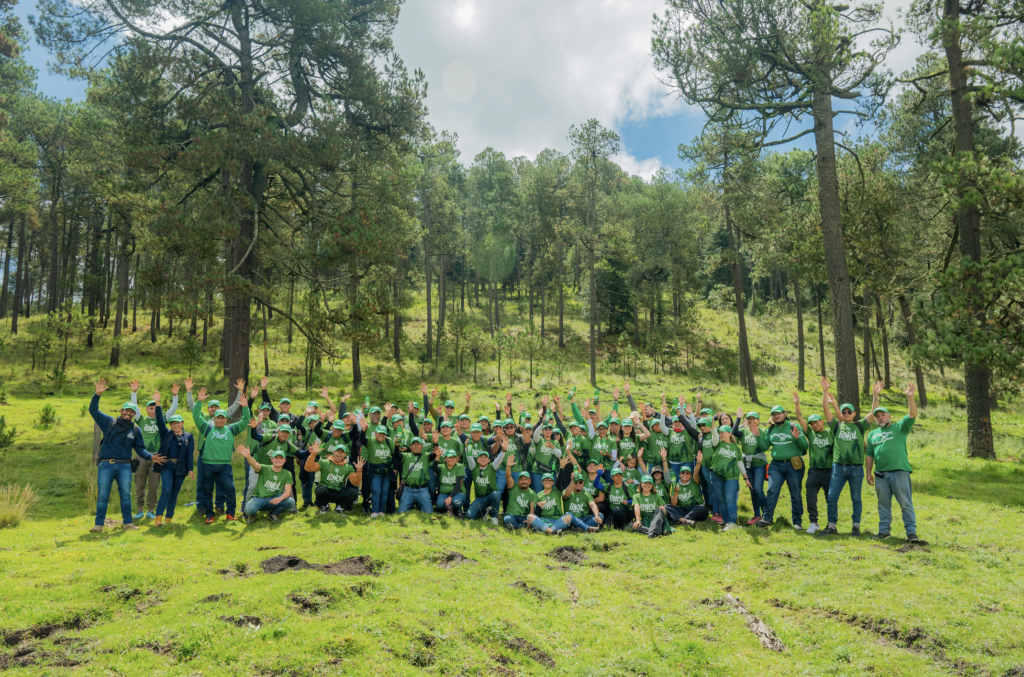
191, 400, 250, 464
365, 437, 394, 465
470, 463, 497, 499
436, 436, 464, 464
437, 462, 465, 495
763, 421, 808, 462
651, 477, 672, 502
622, 466, 642, 491
738, 427, 768, 467
667, 427, 694, 463
138, 415, 161, 454
531, 439, 562, 474
805, 425, 835, 469
507, 485, 535, 518
646, 431, 669, 463
318, 459, 354, 491
582, 475, 604, 502
570, 434, 593, 463
634, 491, 665, 527
503, 437, 530, 475
590, 436, 616, 467
398, 451, 431, 486
254, 465, 293, 498
832, 419, 869, 465
320, 433, 350, 458
710, 441, 742, 480
463, 437, 487, 465
866, 417, 915, 473
534, 489, 562, 518
672, 480, 702, 508
257, 436, 297, 465
564, 490, 593, 517
389, 426, 411, 449
618, 435, 639, 460
607, 482, 632, 507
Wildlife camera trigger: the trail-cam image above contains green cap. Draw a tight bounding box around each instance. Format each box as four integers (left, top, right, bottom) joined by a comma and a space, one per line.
698, 417, 712, 427
146, 400, 156, 407
421, 417, 433, 426
588, 409, 597, 414
542, 423, 553, 430
308, 401, 319, 409
701, 408, 713, 415
523, 412, 532, 419
503, 419, 517, 427
207, 400, 221, 408
568, 420, 582, 428
470, 423, 482, 432
412, 402, 420, 409
410, 437, 424, 446
610, 467, 623, 476
278, 424, 292, 433
279, 398, 291, 404
122, 402, 139, 412
332, 420, 346, 430
770, 405, 785, 414
650, 418, 661, 427
440, 421, 453, 429
718, 425, 732, 433
214, 410, 228, 418
840, 403, 856, 412
586, 458, 598, 466
444, 400, 456, 408
572, 472, 585, 481
458, 414, 471, 421
475, 448, 490, 458
259, 402, 271, 410
608, 417, 620, 425
873, 406, 889, 415
391, 414, 404, 423
640, 474, 654, 484
679, 465, 693, 474
596, 420, 608, 429
444, 449, 457, 458
369, 406, 382, 414
807, 414, 822, 423
268, 449, 286, 459
477, 415, 490, 423
305, 415, 319, 426
374, 425, 388, 434
330, 444, 349, 456
745, 411, 760, 420
620, 418, 634, 427
168, 414, 184, 423
541, 473, 555, 482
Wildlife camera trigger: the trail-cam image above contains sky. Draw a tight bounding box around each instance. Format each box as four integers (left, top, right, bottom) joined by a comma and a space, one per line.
14, 0, 928, 179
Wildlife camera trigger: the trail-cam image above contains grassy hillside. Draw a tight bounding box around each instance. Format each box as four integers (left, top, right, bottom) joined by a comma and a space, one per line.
0, 298, 1022, 676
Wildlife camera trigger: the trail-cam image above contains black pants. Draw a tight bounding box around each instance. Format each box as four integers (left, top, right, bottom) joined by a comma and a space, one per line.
698, 468, 713, 508
805, 467, 832, 525
556, 464, 574, 492
610, 505, 633, 530
665, 504, 710, 523
315, 485, 360, 510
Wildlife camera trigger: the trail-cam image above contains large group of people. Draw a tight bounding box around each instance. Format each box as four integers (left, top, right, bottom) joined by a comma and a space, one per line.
87, 376, 925, 544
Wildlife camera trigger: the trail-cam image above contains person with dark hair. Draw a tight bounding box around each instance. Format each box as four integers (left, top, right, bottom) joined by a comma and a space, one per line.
755, 404, 809, 529
151, 389, 194, 527
304, 439, 363, 514
820, 377, 879, 536
866, 383, 925, 545
236, 445, 295, 523
667, 455, 709, 526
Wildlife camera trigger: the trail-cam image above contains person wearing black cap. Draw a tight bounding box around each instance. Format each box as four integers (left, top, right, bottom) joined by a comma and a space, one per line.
865, 383, 925, 544
304, 439, 363, 514
820, 378, 880, 536
754, 403, 809, 529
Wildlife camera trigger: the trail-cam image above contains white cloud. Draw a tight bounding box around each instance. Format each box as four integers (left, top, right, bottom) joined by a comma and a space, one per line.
392, 0, 685, 163
612, 152, 663, 180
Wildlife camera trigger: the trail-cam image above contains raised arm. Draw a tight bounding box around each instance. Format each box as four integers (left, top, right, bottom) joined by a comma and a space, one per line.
129, 380, 141, 421
792, 391, 806, 429
866, 381, 882, 425
304, 440, 323, 473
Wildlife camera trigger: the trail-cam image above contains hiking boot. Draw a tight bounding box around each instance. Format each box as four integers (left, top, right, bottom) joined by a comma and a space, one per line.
907, 534, 928, 545
792, 523, 803, 530
89, 525, 104, 533
122, 523, 139, 531
756, 517, 773, 528
154, 516, 164, 527
246, 515, 256, 525
820, 526, 838, 535
319, 506, 331, 515
873, 532, 890, 541
267, 514, 280, 522
164, 518, 173, 526
225, 514, 236, 521
851, 525, 861, 536
205, 516, 216, 525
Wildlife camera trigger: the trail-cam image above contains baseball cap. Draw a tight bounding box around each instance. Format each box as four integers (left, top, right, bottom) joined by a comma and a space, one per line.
439, 421, 453, 429
146, 400, 156, 407
807, 414, 822, 423
443, 449, 457, 458
259, 402, 271, 410
873, 406, 889, 415
698, 417, 712, 427
840, 403, 856, 412
620, 418, 634, 427
458, 414, 471, 421
475, 449, 490, 458
168, 414, 184, 423
700, 408, 713, 415
610, 468, 623, 476
307, 401, 319, 408
278, 424, 292, 433
470, 423, 482, 432
122, 402, 139, 412
718, 425, 732, 433
214, 410, 228, 418
410, 437, 424, 446
770, 405, 785, 414
279, 398, 291, 404
332, 420, 345, 430
596, 421, 608, 429
268, 449, 286, 458
586, 458, 598, 466
207, 400, 221, 408
444, 400, 455, 408
745, 411, 760, 420
369, 406, 382, 414
374, 425, 388, 434
679, 465, 693, 475
541, 473, 555, 482
391, 414, 403, 423
572, 472, 585, 482
640, 474, 654, 484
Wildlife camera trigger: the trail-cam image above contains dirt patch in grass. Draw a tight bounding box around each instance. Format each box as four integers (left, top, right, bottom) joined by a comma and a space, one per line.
1003, 667, 1024, 677
896, 543, 931, 554
1, 613, 94, 646
544, 565, 569, 571
255, 546, 282, 551
349, 582, 374, 597
407, 633, 437, 667
548, 546, 603, 566
99, 585, 141, 600
510, 581, 546, 600
220, 615, 262, 628
261, 555, 382, 576
288, 589, 335, 613
216, 563, 253, 578
434, 551, 478, 569
200, 593, 230, 603
505, 636, 555, 668
138, 640, 176, 656
724, 594, 785, 652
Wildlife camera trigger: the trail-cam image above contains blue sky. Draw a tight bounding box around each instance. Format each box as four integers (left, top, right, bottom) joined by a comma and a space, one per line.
15, 0, 920, 178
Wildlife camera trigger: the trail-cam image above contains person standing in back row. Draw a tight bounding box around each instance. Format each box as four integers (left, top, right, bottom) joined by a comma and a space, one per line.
820, 377, 880, 536
866, 383, 926, 545
191, 385, 251, 524
185, 377, 243, 512
755, 404, 809, 529
129, 379, 179, 521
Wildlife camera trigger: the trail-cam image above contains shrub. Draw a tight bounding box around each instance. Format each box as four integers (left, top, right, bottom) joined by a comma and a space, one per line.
48, 365, 69, 397
0, 382, 7, 404
0, 416, 15, 448
180, 334, 204, 377
0, 484, 40, 528
37, 403, 60, 429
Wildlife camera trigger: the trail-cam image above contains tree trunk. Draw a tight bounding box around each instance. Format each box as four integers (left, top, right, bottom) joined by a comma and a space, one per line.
812, 90, 859, 409
103, 228, 114, 328
794, 275, 805, 391
150, 307, 157, 343
0, 217, 11, 319
816, 286, 826, 378
943, 0, 993, 459
436, 255, 446, 359
393, 263, 402, 365
349, 258, 361, 388
862, 295, 871, 395
876, 295, 890, 388
11, 214, 26, 335
110, 225, 129, 367
558, 238, 565, 348
726, 197, 757, 402
262, 303, 269, 376
47, 180, 61, 314
588, 245, 597, 386
896, 294, 927, 407
425, 235, 433, 360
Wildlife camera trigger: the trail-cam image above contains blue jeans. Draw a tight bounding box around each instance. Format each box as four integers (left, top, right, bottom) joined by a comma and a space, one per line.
296, 450, 314, 505
428, 467, 438, 496
369, 465, 392, 514
244, 495, 296, 515
745, 465, 766, 517
709, 472, 739, 524
195, 453, 224, 510
827, 464, 864, 526
435, 493, 466, 510
466, 490, 501, 519
669, 462, 687, 482
874, 470, 916, 536
569, 513, 603, 530
202, 463, 236, 518
156, 469, 187, 519
503, 514, 529, 529
530, 472, 544, 492
763, 462, 804, 525
700, 464, 719, 515
95, 462, 134, 526
399, 487, 433, 514
496, 466, 508, 494
529, 515, 570, 533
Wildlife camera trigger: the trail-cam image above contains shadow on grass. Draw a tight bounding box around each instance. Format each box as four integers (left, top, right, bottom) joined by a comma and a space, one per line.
914, 463, 1024, 508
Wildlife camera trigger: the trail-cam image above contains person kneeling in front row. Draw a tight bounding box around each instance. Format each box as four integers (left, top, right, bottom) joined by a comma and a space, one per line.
304, 439, 363, 514
236, 445, 295, 523
666, 453, 710, 526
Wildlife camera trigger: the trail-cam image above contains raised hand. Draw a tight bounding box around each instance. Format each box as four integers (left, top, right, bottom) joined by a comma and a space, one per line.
420, 382, 428, 396
197, 388, 208, 402
95, 379, 108, 395
828, 393, 838, 405
624, 380, 631, 395
235, 444, 251, 457
696, 450, 703, 464
506, 454, 515, 467
465, 390, 471, 404
684, 404, 693, 418
612, 386, 620, 400
904, 382, 916, 398
431, 386, 439, 398
660, 448, 667, 460
519, 402, 525, 413
583, 399, 590, 411
129, 379, 140, 393
736, 407, 743, 420
341, 393, 351, 402
170, 382, 180, 396
821, 377, 830, 393
408, 401, 415, 413
234, 378, 246, 393
791, 425, 801, 438
250, 385, 259, 399
872, 381, 884, 396
239, 391, 249, 407
792, 391, 800, 404
505, 392, 512, 403
249, 417, 259, 429
432, 431, 439, 444
354, 458, 366, 471
541, 394, 549, 407
152, 390, 161, 406
660, 392, 666, 403
261, 376, 269, 389
184, 377, 194, 392
309, 439, 322, 455
321, 386, 329, 399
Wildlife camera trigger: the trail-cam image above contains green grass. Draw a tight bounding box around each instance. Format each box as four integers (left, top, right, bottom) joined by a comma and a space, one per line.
0, 298, 1023, 675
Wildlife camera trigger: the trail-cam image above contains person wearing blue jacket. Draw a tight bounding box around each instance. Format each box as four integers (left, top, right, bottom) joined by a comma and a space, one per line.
89, 379, 165, 533
152, 389, 195, 527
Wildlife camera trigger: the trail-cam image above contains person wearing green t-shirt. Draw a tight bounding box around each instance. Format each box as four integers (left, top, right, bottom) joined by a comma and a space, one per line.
707, 426, 750, 530
191, 386, 251, 524
236, 446, 294, 523
560, 471, 603, 532
364, 426, 394, 518
466, 449, 501, 522
396, 437, 434, 514
632, 475, 668, 537
590, 421, 617, 473
822, 377, 879, 536
246, 420, 300, 502
733, 409, 769, 524
129, 380, 179, 519
755, 404, 809, 530
605, 468, 633, 529
793, 390, 834, 535
526, 474, 570, 534
184, 376, 244, 512
304, 439, 363, 514
666, 459, 709, 526
437, 450, 467, 516
865, 383, 925, 544
503, 457, 535, 529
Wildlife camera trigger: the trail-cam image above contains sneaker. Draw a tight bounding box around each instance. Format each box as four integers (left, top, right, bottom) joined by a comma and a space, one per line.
246, 515, 256, 525
184, 502, 197, 507
267, 514, 280, 522
680, 518, 695, 527
792, 523, 803, 530
664, 526, 676, 534
711, 514, 723, 524
89, 525, 103, 533
289, 509, 298, 515
873, 532, 890, 541
746, 517, 761, 526
491, 517, 499, 526
370, 512, 379, 518
319, 506, 330, 515
205, 516, 216, 525
145, 511, 156, 519
133, 511, 145, 520
505, 523, 514, 530
723, 523, 738, 532
851, 526, 861, 536
907, 534, 928, 545
334, 506, 344, 514
225, 514, 237, 521
587, 526, 600, 533
756, 518, 773, 528
122, 523, 139, 531
820, 526, 838, 535
806, 523, 819, 534
154, 516, 164, 527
